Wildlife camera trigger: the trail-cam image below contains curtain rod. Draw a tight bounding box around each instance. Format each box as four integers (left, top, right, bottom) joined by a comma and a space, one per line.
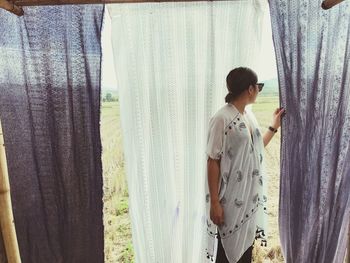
0, 0, 346, 16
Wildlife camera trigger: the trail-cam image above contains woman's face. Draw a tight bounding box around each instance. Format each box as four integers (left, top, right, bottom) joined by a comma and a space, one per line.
248, 84, 260, 104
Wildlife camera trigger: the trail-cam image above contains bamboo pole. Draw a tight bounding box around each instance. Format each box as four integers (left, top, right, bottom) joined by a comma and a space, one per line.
322, 0, 346, 9
2, 0, 343, 15
15, 0, 220, 6
0, 0, 23, 16
0, 121, 21, 263
2, 0, 223, 16
347, 224, 350, 263
0, 0, 347, 15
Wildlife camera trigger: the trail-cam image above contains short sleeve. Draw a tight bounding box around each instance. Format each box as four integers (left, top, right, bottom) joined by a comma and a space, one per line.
206, 116, 225, 160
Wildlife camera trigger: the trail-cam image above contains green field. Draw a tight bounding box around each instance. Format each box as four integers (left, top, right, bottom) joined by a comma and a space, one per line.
102, 94, 283, 263
101, 100, 134, 263
254, 96, 281, 129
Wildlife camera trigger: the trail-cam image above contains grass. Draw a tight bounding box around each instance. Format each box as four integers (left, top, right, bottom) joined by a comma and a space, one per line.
251, 95, 285, 262
101, 101, 134, 263
102, 94, 284, 263
116, 197, 129, 216
253, 96, 281, 128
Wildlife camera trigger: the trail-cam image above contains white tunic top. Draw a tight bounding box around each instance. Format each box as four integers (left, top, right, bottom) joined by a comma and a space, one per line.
205, 104, 268, 263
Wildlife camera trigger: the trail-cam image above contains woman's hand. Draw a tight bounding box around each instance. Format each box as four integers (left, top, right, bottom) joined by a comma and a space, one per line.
263, 107, 285, 147
270, 107, 285, 129
210, 201, 224, 226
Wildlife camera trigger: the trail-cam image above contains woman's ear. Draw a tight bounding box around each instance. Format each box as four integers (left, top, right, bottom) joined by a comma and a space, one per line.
248, 85, 254, 95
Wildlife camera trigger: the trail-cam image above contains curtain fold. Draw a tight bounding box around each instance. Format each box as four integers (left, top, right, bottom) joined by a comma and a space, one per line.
270, 1, 350, 262
0, 6, 104, 263
108, 1, 266, 262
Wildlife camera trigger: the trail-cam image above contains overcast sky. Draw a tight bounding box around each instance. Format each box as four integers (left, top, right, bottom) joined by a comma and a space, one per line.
101, 7, 278, 91
101, 11, 117, 90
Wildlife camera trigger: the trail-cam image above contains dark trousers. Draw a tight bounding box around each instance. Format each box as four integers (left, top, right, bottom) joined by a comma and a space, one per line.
216, 235, 253, 263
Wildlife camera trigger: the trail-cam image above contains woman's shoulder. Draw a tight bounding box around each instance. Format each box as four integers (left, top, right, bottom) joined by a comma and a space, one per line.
211, 104, 238, 120
213, 104, 232, 117
208, 105, 238, 130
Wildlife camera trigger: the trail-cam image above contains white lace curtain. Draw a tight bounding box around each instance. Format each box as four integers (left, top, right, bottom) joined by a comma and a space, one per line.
108, 1, 266, 261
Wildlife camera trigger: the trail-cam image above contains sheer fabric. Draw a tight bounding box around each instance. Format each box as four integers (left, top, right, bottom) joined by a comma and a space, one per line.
270, 1, 350, 262
0, 6, 104, 263
108, 1, 266, 262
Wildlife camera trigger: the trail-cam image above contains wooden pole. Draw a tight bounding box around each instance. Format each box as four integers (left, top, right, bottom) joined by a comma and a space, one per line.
0, 121, 21, 263
321, 0, 346, 9
0, 0, 347, 15
15, 0, 221, 6
1, 0, 224, 16
0, 0, 23, 16
347, 224, 350, 263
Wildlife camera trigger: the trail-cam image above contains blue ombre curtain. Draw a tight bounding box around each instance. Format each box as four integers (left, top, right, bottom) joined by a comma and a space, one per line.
270, 1, 350, 262
0, 6, 104, 263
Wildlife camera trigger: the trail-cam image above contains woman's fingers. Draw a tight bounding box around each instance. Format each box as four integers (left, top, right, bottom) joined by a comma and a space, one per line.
214, 217, 224, 226
279, 108, 286, 117
211, 211, 224, 226
213, 216, 222, 226
274, 107, 285, 117
216, 216, 224, 226
220, 216, 225, 226
219, 210, 224, 225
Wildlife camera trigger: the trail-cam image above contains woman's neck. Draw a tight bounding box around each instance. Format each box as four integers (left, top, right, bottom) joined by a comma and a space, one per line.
230, 100, 247, 114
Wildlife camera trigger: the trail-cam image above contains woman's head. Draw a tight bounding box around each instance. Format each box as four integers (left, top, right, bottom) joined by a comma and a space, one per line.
225, 67, 261, 103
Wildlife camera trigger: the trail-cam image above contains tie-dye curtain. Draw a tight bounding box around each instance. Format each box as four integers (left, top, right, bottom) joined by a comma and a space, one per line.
270, 1, 350, 262
108, 1, 266, 262
0, 6, 104, 263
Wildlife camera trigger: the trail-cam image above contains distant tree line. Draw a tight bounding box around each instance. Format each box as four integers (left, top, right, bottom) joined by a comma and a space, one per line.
102, 92, 118, 102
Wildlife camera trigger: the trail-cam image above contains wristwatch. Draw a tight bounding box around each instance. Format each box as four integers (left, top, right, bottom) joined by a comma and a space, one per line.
268, 126, 278, 133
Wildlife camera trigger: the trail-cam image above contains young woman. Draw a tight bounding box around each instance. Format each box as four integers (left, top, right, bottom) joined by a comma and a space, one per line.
205, 67, 284, 263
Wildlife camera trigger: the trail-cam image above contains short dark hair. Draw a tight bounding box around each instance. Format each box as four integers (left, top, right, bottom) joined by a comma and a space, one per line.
225, 67, 258, 103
